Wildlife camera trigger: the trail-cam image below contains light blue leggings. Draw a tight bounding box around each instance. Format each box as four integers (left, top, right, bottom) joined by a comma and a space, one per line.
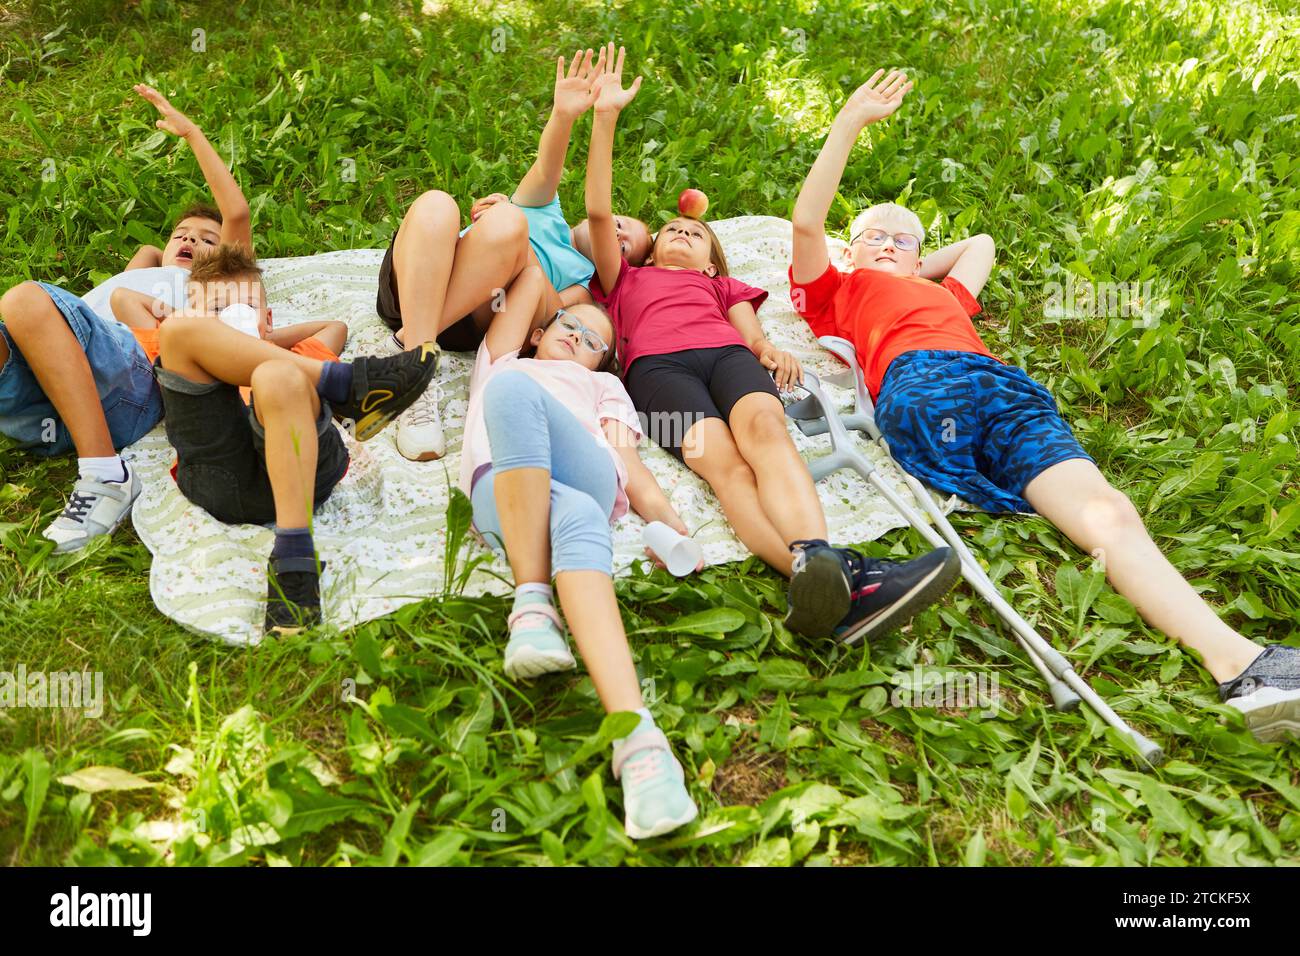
471, 370, 618, 576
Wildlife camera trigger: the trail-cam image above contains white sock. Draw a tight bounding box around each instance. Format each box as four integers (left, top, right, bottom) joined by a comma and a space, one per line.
79, 455, 128, 483
515, 582, 553, 603
391, 332, 404, 352
614, 708, 655, 749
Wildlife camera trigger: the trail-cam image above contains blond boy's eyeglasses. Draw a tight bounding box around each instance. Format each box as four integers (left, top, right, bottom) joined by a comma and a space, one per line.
851, 228, 921, 252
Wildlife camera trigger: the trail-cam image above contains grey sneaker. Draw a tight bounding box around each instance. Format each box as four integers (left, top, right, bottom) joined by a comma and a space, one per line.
42, 465, 141, 553
1218, 645, 1300, 743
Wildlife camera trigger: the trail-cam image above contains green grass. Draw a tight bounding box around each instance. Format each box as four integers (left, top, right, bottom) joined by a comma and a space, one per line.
2, 0, 1298, 866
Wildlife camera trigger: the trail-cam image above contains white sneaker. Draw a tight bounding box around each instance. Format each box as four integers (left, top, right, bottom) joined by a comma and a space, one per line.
42, 464, 141, 553
396, 381, 445, 461
375, 331, 445, 461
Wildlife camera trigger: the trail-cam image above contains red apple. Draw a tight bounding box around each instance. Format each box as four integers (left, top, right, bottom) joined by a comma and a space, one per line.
678, 188, 709, 219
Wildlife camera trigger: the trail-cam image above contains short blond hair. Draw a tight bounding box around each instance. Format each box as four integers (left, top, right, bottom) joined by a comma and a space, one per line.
850, 203, 925, 248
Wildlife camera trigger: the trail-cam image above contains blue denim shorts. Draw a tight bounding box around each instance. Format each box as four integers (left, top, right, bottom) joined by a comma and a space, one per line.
0, 282, 163, 456
874, 350, 1093, 513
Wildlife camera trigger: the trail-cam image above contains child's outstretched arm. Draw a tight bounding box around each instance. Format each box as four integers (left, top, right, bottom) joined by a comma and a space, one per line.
512, 48, 605, 208
918, 234, 996, 300
791, 69, 913, 284
134, 84, 253, 255
585, 43, 642, 295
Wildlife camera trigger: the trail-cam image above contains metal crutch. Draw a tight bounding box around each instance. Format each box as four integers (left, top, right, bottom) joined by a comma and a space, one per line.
788, 337, 1080, 712
787, 356, 1164, 767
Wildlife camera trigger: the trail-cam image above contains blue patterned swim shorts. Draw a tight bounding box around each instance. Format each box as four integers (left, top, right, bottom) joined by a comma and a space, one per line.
874, 350, 1093, 513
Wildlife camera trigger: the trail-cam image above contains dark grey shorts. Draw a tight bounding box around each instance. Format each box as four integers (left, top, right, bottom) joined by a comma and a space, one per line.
154, 358, 349, 525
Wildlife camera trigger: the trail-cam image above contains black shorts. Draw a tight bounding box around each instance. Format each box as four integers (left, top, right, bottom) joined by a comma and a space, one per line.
154, 358, 349, 525
624, 345, 781, 459
376, 236, 485, 351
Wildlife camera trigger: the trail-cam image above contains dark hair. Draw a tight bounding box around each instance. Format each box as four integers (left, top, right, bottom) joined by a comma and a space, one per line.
188, 242, 262, 283
174, 202, 223, 230
520, 303, 620, 375
649, 216, 729, 277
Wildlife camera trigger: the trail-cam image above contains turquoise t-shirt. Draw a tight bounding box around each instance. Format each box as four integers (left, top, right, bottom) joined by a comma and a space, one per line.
518, 196, 595, 294
460, 195, 595, 294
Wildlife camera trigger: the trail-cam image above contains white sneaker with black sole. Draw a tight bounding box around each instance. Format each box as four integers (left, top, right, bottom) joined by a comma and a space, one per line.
42, 464, 141, 553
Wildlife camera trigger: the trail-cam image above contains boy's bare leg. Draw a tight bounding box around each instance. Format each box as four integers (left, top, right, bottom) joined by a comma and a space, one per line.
250, 360, 319, 529
391, 191, 531, 348
159, 314, 327, 387
0, 282, 115, 457
555, 570, 645, 713
1024, 458, 1265, 682
682, 417, 796, 575
728, 392, 830, 546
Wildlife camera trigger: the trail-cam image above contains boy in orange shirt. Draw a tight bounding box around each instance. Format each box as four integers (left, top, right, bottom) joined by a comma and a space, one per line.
790, 69, 1299, 742
146, 245, 438, 633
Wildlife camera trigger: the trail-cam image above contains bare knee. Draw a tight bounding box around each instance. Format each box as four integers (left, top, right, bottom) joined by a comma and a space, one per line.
0, 282, 57, 337
736, 407, 792, 448
157, 312, 212, 361
407, 189, 460, 226
250, 360, 312, 411
1076, 487, 1143, 541
475, 202, 529, 262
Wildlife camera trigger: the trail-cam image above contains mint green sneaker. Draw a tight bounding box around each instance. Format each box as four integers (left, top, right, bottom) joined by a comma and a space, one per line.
503, 596, 576, 680
613, 724, 699, 839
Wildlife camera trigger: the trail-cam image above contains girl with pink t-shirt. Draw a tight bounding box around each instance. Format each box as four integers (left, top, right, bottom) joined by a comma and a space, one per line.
462, 262, 699, 839
584, 45, 959, 646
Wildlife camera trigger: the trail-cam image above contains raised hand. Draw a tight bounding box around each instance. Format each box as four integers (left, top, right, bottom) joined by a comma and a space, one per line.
134, 83, 197, 138
839, 69, 913, 130
592, 43, 642, 115
553, 47, 606, 120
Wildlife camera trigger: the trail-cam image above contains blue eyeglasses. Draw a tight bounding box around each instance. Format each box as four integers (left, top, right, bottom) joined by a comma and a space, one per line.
554, 309, 610, 355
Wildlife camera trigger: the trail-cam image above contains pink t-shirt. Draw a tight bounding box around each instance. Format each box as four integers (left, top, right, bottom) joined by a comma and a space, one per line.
590, 259, 769, 373
460, 342, 644, 522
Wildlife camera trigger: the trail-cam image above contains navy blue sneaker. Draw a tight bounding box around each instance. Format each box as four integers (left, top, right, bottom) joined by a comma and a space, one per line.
785, 541, 960, 643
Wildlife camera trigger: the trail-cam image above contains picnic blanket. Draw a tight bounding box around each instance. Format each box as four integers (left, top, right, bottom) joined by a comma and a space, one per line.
128, 216, 957, 645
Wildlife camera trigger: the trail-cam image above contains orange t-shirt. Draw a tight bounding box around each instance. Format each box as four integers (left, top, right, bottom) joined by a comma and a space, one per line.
788, 264, 999, 399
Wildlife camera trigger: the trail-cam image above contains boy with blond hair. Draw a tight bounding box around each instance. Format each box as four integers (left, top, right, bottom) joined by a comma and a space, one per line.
790, 69, 1299, 741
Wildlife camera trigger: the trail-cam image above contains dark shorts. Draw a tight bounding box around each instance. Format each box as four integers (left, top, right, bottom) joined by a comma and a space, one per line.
624, 345, 781, 460
154, 358, 349, 525
874, 349, 1093, 514
376, 236, 484, 351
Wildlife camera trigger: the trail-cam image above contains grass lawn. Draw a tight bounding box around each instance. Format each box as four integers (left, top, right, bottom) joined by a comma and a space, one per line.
1, 0, 1298, 866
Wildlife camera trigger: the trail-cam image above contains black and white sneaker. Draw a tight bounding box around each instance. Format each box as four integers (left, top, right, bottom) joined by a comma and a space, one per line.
1218, 645, 1300, 743
265, 556, 324, 635
785, 540, 960, 643
334, 342, 440, 442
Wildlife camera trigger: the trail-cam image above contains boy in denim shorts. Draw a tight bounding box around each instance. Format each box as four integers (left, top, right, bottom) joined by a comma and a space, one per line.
153, 245, 438, 634
789, 68, 1300, 742
0, 84, 251, 553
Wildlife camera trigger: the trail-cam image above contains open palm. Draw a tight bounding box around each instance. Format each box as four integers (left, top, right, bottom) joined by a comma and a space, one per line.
592, 43, 642, 113
842, 69, 913, 129
553, 47, 606, 119
134, 83, 196, 138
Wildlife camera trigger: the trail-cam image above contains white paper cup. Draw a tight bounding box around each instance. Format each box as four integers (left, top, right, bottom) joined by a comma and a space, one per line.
218, 302, 260, 338
642, 521, 702, 577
